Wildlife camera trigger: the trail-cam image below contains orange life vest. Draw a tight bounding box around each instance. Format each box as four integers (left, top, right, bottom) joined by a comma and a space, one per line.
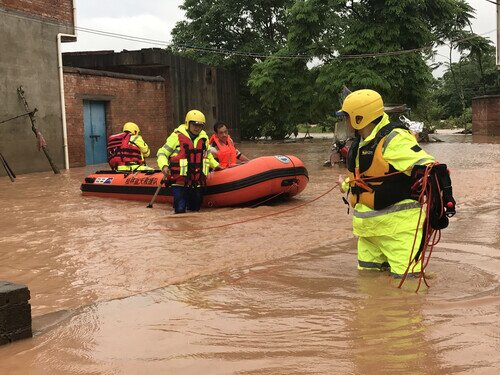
107, 132, 143, 169
209, 134, 237, 168
169, 132, 208, 186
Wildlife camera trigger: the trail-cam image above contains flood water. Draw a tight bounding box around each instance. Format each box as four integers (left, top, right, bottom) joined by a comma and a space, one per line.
0, 133, 499, 374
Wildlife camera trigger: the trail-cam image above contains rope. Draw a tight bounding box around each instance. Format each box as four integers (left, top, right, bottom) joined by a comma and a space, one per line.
347, 163, 446, 291
249, 183, 296, 208
249, 191, 286, 208
397, 163, 444, 291
163, 162, 445, 292
162, 182, 339, 232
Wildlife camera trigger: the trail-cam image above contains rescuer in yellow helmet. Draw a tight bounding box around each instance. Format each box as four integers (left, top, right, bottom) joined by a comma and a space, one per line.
107, 122, 152, 171
156, 109, 220, 213
337, 89, 436, 278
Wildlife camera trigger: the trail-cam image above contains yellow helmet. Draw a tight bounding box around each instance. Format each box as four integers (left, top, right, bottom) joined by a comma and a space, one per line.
336, 89, 384, 130
185, 110, 206, 127
123, 122, 140, 135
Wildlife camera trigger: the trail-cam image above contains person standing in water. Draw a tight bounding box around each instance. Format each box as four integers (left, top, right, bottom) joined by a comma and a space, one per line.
337, 89, 436, 278
157, 110, 219, 213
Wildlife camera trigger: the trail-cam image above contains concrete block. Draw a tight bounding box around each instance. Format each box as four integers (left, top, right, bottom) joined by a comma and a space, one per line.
0, 281, 32, 345
0, 281, 30, 306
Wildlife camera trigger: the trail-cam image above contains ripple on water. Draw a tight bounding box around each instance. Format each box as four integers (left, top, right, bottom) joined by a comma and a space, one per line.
0, 139, 499, 374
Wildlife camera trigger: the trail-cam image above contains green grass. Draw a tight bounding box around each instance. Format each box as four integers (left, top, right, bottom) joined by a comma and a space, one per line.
297, 124, 332, 133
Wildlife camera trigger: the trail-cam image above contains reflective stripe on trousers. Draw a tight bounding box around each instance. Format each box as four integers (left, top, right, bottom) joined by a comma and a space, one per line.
358, 260, 421, 278
358, 260, 390, 270
353, 201, 421, 219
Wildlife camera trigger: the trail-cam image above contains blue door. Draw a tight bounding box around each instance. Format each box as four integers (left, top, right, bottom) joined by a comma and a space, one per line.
83, 101, 107, 165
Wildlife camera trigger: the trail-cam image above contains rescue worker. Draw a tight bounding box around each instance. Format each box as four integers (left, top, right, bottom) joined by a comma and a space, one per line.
107, 122, 152, 171
157, 110, 219, 213
209, 121, 249, 168
337, 89, 435, 278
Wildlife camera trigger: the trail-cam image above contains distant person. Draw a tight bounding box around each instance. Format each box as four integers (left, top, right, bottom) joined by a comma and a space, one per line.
209, 121, 249, 168
337, 89, 443, 279
157, 110, 219, 214
107, 122, 152, 171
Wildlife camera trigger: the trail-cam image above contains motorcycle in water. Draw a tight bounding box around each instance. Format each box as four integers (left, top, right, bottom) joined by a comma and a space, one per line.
324, 115, 426, 167
324, 136, 355, 167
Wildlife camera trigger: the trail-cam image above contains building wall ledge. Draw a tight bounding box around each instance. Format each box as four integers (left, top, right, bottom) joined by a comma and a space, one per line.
63, 67, 165, 82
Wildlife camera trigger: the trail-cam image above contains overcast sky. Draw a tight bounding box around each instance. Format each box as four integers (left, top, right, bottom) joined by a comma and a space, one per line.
62, 0, 498, 75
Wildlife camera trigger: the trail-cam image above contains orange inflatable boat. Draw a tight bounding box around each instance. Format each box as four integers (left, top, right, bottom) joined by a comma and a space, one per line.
81, 155, 308, 207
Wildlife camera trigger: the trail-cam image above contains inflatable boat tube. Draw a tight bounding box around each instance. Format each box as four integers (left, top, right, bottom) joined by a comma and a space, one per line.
80, 155, 309, 207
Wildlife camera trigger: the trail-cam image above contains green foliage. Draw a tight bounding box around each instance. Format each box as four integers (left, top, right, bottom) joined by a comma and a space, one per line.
172, 0, 295, 138
428, 44, 499, 126
247, 0, 331, 138
173, 0, 486, 139
315, 0, 466, 110
415, 44, 499, 132
317, 114, 337, 133
296, 124, 329, 133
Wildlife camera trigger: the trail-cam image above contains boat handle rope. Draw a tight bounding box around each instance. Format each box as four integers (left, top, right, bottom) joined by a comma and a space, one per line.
249, 182, 297, 208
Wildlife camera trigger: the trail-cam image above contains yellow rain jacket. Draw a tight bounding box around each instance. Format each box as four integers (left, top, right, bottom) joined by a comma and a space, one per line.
342, 113, 435, 238
156, 124, 219, 185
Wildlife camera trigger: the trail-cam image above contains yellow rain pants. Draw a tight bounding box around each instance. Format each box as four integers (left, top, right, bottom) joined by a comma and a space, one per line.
354, 200, 425, 277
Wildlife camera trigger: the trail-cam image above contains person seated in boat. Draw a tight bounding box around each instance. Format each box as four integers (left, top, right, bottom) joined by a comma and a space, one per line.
157, 109, 220, 214
209, 121, 249, 168
107, 122, 153, 171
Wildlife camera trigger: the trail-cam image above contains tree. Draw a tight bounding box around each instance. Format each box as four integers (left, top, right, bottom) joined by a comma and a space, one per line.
432, 44, 499, 120
172, 0, 482, 139
315, 1, 478, 117
248, 0, 339, 138
171, 0, 295, 138
433, 0, 476, 118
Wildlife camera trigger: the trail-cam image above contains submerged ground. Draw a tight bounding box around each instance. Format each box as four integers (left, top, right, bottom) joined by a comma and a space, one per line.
0, 133, 498, 374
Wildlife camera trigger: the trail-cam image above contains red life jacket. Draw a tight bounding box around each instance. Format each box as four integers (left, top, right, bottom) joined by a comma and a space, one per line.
169, 132, 208, 186
209, 134, 237, 168
107, 132, 143, 169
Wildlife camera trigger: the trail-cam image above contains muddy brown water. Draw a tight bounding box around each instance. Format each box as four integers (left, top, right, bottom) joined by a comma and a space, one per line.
0, 134, 499, 374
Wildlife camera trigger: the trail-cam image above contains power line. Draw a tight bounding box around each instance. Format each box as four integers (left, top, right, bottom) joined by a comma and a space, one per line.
0, 6, 496, 61
76, 26, 173, 46
75, 26, 497, 60
481, 0, 499, 6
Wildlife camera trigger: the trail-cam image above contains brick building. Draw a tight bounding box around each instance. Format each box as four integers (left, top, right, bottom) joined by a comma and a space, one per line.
1, 3, 239, 173
63, 49, 240, 168
63, 67, 168, 167
472, 95, 500, 136
0, 0, 76, 175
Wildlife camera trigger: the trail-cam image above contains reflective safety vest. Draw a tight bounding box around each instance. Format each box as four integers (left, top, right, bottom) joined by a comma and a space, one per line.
107, 132, 144, 169
209, 134, 237, 168
169, 132, 210, 186
346, 123, 413, 210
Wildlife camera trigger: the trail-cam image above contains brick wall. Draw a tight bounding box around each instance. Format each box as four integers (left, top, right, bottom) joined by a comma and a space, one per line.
64, 68, 171, 167
1, 0, 74, 25
472, 95, 500, 136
